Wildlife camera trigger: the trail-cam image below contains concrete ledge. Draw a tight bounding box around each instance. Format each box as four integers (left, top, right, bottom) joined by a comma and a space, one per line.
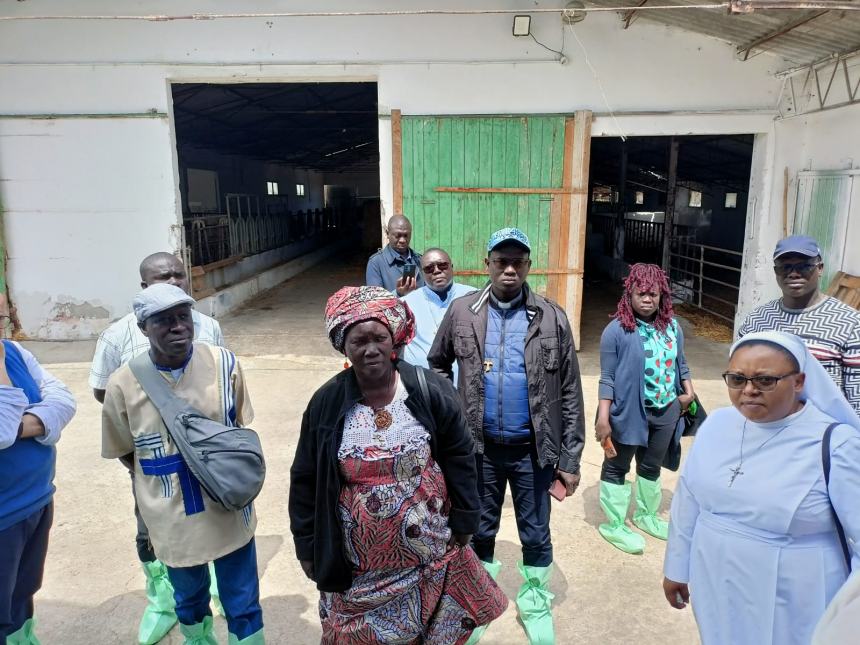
195, 240, 348, 319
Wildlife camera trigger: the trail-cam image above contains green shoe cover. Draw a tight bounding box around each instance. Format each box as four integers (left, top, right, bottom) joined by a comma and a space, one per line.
227, 628, 265, 644
516, 562, 555, 645
208, 562, 225, 617
464, 560, 504, 645
6, 617, 40, 644
139, 560, 178, 645
180, 616, 217, 645
598, 481, 645, 554
633, 477, 669, 540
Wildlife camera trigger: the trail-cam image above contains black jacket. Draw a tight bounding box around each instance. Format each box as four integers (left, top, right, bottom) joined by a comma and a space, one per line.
289, 360, 479, 592
428, 283, 586, 474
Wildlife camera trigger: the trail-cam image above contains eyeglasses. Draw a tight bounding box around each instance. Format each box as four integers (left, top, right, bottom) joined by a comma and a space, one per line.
490, 258, 530, 270
422, 261, 450, 274
774, 261, 820, 277
722, 371, 798, 391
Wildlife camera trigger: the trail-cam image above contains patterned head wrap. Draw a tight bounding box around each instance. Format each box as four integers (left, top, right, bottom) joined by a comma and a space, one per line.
325, 286, 416, 354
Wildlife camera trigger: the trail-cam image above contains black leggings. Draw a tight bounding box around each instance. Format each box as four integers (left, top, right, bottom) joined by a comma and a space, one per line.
601, 399, 681, 484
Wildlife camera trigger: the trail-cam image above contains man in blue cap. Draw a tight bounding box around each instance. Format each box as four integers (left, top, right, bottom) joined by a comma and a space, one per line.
428, 227, 586, 644
738, 235, 860, 414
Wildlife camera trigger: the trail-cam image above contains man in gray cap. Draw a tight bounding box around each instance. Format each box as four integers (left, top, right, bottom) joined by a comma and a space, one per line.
738, 235, 860, 414
428, 227, 586, 644
89, 252, 225, 645
101, 283, 264, 645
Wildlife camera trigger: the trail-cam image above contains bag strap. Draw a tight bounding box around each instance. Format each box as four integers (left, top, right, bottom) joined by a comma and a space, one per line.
128, 353, 193, 430
416, 366, 431, 409
822, 422, 852, 570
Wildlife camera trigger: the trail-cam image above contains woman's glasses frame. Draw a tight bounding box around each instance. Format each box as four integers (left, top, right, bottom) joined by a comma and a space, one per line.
721, 371, 799, 391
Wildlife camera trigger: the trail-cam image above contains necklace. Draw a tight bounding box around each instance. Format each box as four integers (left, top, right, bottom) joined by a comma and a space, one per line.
728, 420, 791, 487
364, 371, 398, 439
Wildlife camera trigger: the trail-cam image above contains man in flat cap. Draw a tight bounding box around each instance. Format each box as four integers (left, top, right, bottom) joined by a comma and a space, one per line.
89, 252, 225, 645
429, 227, 586, 644
101, 284, 265, 644
738, 235, 860, 414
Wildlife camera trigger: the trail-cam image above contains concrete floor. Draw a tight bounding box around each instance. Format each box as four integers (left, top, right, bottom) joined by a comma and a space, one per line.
22, 258, 733, 644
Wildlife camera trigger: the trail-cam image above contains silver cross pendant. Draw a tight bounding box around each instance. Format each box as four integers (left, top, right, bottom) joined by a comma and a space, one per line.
728, 465, 744, 487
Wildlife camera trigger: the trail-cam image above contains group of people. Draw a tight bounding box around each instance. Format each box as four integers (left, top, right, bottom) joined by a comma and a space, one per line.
292, 215, 860, 645
0, 211, 858, 645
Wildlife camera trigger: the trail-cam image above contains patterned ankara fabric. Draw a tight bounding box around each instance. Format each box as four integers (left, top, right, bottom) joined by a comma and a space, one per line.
320, 379, 507, 644
486, 227, 531, 253
637, 319, 679, 409
325, 286, 416, 354
738, 296, 860, 414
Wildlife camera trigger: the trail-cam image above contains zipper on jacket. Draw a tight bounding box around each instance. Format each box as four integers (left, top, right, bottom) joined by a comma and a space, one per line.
498, 310, 507, 444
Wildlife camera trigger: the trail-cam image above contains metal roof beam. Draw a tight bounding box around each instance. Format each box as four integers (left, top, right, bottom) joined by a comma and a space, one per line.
736, 10, 829, 60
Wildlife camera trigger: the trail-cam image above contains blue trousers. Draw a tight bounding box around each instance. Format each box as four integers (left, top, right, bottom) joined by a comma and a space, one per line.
166, 537, 263, 639
472, 442, 555, 567
0, 502, 53, 639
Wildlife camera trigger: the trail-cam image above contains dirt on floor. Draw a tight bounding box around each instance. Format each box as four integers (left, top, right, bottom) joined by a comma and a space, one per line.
22, 261, 730, 644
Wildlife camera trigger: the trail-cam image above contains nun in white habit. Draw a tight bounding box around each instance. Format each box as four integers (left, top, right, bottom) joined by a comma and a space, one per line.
662, 331, 860, 645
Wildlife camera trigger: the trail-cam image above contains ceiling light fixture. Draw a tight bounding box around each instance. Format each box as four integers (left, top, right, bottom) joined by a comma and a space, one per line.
512, 15, 531, 36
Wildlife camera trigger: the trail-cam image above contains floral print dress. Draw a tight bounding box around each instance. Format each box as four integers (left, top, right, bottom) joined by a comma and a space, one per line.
320, 378, 508, 644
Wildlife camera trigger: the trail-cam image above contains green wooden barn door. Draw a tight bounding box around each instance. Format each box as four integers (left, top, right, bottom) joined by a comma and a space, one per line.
401, 116, 566, 294
794, 170, 854, 290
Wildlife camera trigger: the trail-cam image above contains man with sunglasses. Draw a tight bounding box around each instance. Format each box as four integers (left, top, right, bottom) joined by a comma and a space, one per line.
401, 248, 476, 380
738, 235, 860, 414
428, 228, 586, 644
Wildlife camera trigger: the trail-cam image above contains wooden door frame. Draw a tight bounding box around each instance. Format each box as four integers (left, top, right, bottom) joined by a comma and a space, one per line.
390, 109, 592, 349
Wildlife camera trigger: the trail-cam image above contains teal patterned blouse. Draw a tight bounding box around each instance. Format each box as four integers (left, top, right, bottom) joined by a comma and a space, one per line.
636, 319, 679, 409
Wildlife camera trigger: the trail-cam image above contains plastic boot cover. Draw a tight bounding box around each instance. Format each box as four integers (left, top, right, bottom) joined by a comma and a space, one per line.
598, 481, 646, 555
516, 562, 555, 645
139, 560, 178, 645
5, 617, 41, 645
464, 560, 504, 645
633, 477, 669, 540
227, 628, 265, 644
208, 562, 224, 617
179, 616, 218, 645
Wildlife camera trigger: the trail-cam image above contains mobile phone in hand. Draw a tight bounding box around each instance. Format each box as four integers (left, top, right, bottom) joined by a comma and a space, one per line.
549, 479, 566, 502
402, 263, 416, 280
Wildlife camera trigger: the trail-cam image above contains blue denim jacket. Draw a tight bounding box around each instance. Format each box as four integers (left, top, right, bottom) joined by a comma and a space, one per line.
365, 245, 424, 293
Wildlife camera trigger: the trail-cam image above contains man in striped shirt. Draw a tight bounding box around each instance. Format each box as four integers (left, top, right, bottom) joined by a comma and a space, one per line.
89, 252, 225, 645
738, 235, 860, 415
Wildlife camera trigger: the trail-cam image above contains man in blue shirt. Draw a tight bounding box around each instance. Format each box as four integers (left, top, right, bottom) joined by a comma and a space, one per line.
365, 214, 424, 296
402, 248, 476, 379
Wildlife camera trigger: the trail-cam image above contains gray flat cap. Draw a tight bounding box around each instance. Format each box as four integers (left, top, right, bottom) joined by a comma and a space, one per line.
133, 283, 195, 323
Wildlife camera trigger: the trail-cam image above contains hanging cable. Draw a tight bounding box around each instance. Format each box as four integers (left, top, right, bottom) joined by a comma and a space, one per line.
529, 32, 565, 59
568, 23, 627, 141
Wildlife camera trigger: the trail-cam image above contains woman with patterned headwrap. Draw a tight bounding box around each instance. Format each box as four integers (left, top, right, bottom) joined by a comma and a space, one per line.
289, 286, 507, 644
594, 264, 697, 554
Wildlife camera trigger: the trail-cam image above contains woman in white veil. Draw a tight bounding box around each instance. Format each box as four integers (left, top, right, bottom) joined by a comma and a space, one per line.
662, 331, 859, 645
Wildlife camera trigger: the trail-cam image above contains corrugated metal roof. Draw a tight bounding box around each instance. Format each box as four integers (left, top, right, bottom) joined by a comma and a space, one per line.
584, 0, 860, 67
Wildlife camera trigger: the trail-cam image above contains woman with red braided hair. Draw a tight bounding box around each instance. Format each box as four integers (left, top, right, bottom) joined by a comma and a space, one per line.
594, 264, 697, 554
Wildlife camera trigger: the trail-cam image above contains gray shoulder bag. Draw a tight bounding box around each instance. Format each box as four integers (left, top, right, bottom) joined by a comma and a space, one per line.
129, 353, 266, 512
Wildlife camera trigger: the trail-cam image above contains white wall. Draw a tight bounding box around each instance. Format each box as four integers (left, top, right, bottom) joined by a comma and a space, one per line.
735, 103, 860, 330
0, 1, 787, 338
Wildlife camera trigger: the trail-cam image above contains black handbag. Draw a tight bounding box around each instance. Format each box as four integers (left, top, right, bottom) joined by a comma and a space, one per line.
662, 397, 707, 471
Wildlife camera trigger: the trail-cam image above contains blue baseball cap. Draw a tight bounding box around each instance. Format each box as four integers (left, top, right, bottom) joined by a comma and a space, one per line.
487, 227, 531, 253
773, 235, 822, 260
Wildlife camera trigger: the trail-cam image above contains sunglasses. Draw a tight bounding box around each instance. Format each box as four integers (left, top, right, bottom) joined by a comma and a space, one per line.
774, 261, 821, 277
722, 371, 798, 391
490, 258, 530, 270
422, 261, 450, 274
